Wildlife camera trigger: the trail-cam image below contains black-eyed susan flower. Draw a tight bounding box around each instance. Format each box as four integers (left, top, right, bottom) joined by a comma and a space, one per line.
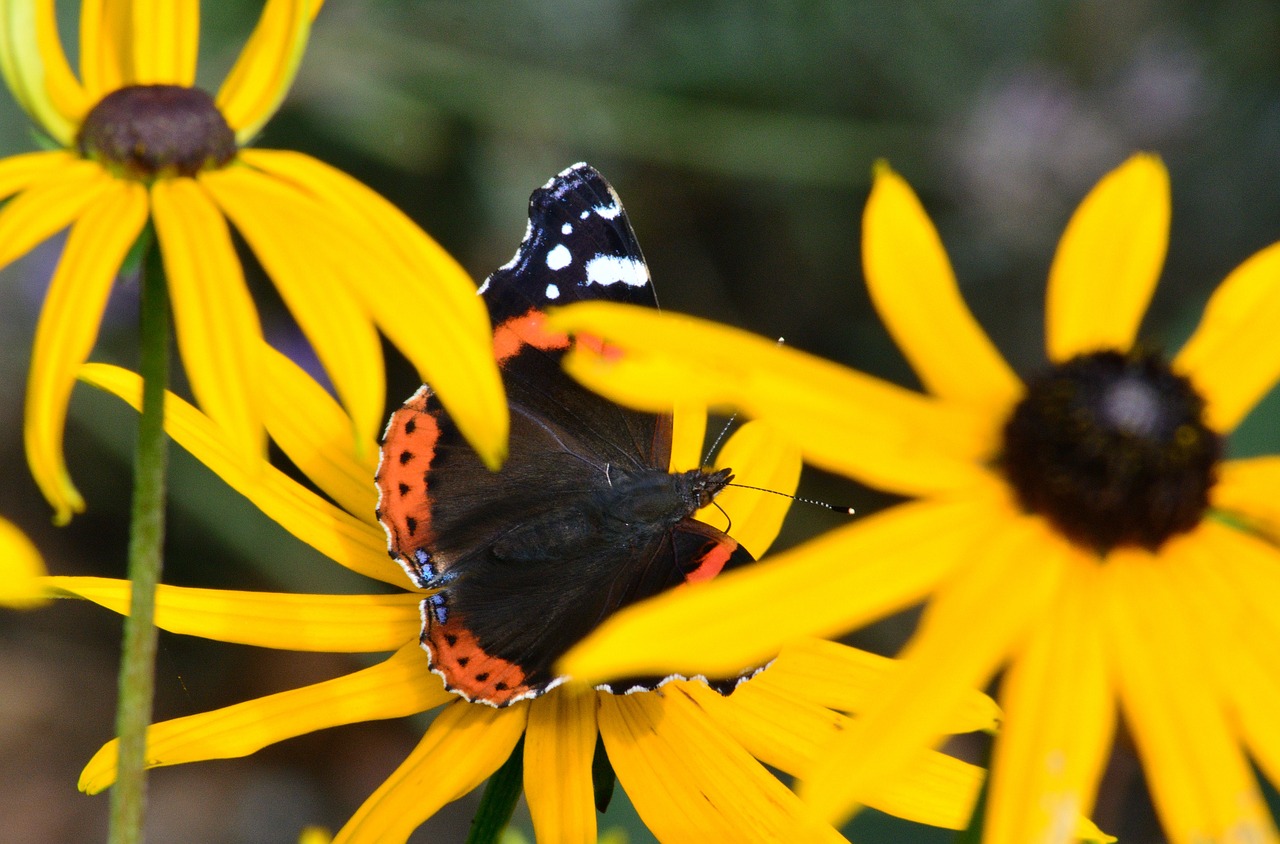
46, 348, 993, 843
549, 154, 1280, 843
0, 515, 46, 607
0, 0, 506, 523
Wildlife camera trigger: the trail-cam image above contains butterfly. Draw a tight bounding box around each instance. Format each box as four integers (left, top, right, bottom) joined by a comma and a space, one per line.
375, 163, 756, 707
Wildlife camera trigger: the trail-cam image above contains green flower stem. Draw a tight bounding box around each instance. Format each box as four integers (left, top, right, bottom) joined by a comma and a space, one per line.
108, 231, 170, 844
466, 737, 525, 844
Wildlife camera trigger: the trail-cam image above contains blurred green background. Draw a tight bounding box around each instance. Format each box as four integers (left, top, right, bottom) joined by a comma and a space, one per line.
4, 1, 1280, 841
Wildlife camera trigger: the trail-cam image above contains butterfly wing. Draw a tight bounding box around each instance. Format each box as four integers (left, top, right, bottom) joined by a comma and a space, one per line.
482, 163, 668, 475
480, 162, 659, 322
378, 163, 666, 588
377, 164, 754, 706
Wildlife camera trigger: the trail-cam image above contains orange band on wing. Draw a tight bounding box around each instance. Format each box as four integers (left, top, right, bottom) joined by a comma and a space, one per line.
424, 613, 536, 706
684, 539, 736, 584
376, 385, 441, 556
493, 309, 569, 364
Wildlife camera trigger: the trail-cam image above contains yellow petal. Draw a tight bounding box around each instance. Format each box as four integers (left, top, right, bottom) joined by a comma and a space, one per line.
866, 750, 986, 832
78, 363, 405, 586
1104, 550, 1278, 844
986, 563, 1115, 844
0, 517, 47, 608
1045, 154, 1170, 361
863, 163, 1021, 411
334, 700, 528, 843
152, 177, 266, 465
127, 0, 198, 85
754, 638, 999, 734
1076, 819, 1118, 844
1170, 529, 1280, 793
215, 0, 311, 141
0, 150, 78, 200
31, 0, 87, 122
44, 575, 420, 651
558, 492, 1008, 685
1201, 516, 1280, 647
0, 159, 114, 271
687, 676, 983, 830
699, 419, 800, 558
25, 180, 146, 523
800, 514, 1071, 825
298, 827, 331, 844
598, 686, 845, 842
669, 400, 708, 472
1174, 241, 1280, 433
0, 0, 81, 143
80, 643, 449, 794
200, 165, 387, 450
240, 150, 508, 470
551, 303, 1000, 496
684, 677, 846, 779
1212, 457, 1280, 545
79, 0, 130, 97
260, 344, 380, 521
524, 686, 598, 844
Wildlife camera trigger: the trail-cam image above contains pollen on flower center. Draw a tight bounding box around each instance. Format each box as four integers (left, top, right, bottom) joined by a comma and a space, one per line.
77, 85, 237, 179
1000, 350, 1220, 552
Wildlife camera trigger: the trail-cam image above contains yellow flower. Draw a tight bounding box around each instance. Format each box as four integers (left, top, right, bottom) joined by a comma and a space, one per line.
549, 154, 1280, 843
0, 515, 47, 607
46, 348, 991, 842
0, 0, 506, 523
297, 826, 331, 844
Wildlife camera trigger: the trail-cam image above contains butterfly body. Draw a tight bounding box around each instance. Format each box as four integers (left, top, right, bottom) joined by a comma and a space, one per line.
376, 164, 753, 706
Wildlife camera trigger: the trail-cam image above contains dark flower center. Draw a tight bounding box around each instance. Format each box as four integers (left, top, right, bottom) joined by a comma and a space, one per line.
77, 85, 236, 179
1000, 349, 1220, 553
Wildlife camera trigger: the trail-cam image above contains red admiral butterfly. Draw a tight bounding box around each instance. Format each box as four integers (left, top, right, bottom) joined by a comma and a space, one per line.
375, 164, 757, 707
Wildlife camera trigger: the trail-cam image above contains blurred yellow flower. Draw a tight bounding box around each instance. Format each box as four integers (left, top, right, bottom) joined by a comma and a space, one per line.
296, 825, 331, 844
0, 0, 506, 523
46, 348, 992, 843
550, 154, 1280, 843
0, 515, 46, 607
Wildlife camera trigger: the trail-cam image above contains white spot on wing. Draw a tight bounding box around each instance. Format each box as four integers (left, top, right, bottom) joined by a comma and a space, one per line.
593, 203, 621, 219
545, 283, 560, 300
561, 222, 573, 235
585, 254, 649, 288
579, 210, 590, 220
546, 243, 572, 270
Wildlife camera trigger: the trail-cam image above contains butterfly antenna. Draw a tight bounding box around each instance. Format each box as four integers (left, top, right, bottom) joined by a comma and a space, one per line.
702, 337, 785, 464
702, 411, 738, 465
724, 482, 856, 515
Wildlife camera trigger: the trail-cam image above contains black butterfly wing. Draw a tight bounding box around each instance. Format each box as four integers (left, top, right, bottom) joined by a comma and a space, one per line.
376, 164, 752, 706
479, 162, 659, 322
592, 518, 761, 696
378, 163, 666, 587
377, 381, 641, 704
482, 163, 667, 476
444, 512, 759, 705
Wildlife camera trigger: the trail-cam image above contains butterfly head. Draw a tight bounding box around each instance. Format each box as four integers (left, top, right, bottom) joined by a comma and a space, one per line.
682, 466, 734, 510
